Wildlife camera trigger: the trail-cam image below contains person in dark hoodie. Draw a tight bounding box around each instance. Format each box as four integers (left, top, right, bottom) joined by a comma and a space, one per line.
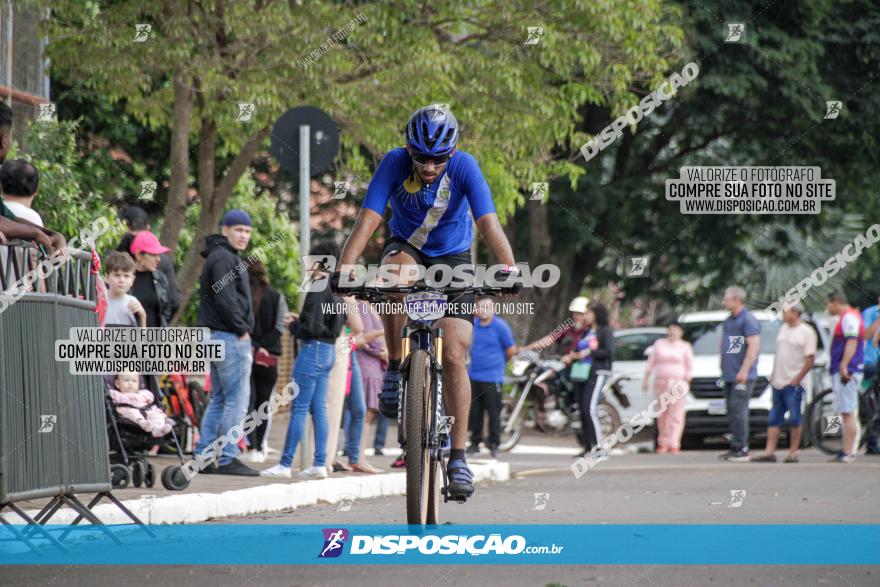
562, 300, 614, 457
193, 209, 257, 476
117, 206, 180, 316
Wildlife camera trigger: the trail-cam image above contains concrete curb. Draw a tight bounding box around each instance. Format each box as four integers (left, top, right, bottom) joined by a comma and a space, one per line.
6, 460, 510, 525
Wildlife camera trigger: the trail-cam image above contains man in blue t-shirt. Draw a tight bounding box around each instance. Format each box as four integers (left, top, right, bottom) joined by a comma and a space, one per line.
719, 286, 762, 462
861, 292, 880, 454
337, 104, 518, 500
467, 295, 517, 458
862, 293, 880, 379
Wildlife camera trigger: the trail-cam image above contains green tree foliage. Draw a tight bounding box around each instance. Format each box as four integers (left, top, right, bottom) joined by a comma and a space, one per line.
168, 171, 301, 325
9, 120, 126, 251
36, 0, 874, 342
40, 0, 682, 320
504, 0, 880, 339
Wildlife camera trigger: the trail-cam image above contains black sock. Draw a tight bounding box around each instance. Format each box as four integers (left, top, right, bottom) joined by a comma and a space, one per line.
450, 448, 466, 461
388, 359, 401, 371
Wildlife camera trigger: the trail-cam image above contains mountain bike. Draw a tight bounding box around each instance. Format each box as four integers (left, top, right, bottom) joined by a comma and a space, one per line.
807, 373, 880, 454
347, 282, 513, 525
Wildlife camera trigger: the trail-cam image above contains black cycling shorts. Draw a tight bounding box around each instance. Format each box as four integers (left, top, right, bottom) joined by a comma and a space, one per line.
380, 237, 475, 323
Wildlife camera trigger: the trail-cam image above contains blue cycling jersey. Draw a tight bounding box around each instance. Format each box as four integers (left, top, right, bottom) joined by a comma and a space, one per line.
362, 148, 495, 257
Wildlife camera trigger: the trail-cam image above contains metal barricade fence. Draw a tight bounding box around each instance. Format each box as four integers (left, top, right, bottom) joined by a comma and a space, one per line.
0, 240, 110, 507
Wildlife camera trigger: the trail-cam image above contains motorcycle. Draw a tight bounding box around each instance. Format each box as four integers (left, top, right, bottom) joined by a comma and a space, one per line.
499, 356, 632, 451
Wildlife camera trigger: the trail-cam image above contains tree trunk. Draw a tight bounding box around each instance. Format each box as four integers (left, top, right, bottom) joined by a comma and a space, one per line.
172, 126, 270, 323
159, 72, 193, 251
499, 195, 608, 351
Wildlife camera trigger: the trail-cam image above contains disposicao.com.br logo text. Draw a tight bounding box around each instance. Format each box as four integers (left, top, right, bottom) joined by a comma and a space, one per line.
321, 530, 564, 557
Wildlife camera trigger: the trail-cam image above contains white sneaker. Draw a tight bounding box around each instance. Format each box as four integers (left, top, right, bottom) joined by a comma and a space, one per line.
260, 464, 292, 478
297, 465, 329, 480
243, 450, 266, 463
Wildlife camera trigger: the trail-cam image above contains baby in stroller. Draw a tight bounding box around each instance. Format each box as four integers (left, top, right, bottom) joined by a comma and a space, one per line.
109, 371, 173, 437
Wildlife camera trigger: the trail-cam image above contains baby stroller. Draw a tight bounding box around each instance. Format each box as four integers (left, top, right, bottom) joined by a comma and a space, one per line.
104, 373, 192, 491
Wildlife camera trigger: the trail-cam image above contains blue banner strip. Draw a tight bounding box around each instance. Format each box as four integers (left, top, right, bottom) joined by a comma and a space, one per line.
1, 525, 878, 565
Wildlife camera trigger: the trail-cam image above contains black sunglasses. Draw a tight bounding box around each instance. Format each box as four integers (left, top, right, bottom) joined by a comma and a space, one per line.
411, 152, 451, 166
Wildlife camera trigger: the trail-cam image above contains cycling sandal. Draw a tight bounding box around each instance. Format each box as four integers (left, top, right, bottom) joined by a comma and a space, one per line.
379, 370, 402, 419
446, 459, 474, 500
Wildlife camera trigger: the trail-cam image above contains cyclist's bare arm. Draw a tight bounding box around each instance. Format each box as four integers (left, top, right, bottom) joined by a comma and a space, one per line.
475, 213, 516, 267
340, 208, 384, 267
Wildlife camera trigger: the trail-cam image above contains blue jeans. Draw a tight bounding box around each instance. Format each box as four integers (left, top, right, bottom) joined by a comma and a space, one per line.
865, 365, 879, 450
343, 353, 366, 464
195, 331, 253, 466
374, 412, 389, 450
347, 400, 389, 450
279, 339, 335, 468
724, 380, 756, 451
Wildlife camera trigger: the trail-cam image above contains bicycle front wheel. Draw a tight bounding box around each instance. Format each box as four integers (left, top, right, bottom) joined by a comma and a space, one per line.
498, 387, 526, 451
405, 350, 435, 525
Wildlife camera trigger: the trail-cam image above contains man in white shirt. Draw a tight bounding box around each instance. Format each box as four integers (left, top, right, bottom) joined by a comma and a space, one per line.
0, 159, 43, 227
752, 304, 816, 463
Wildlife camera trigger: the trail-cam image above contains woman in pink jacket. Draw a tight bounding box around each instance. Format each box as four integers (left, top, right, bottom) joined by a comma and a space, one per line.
643, 321, 694, 453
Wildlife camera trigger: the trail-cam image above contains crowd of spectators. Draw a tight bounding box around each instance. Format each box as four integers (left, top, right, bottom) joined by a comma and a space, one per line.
5, 97, 877, 489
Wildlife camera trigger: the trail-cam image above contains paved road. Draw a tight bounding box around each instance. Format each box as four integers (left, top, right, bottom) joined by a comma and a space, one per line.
3, 436, 877, 586
232, 447, 880, 525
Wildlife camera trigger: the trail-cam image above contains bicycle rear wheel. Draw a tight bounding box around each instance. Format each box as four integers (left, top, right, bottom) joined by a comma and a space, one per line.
808, 389, 844, 455
405, 350, 435, 525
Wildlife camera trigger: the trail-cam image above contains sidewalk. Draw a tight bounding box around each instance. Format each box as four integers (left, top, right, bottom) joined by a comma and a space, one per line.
2, 412, 510, 525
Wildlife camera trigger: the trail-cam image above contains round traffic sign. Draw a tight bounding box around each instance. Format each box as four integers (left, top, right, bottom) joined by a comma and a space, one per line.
270, 106, 340, 176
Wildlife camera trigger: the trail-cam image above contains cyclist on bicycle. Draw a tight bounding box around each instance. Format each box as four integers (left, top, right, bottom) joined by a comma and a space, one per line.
336, 104, 518, 500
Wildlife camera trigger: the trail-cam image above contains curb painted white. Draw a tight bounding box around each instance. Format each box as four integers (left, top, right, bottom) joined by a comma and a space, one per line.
5, 461, 510, 525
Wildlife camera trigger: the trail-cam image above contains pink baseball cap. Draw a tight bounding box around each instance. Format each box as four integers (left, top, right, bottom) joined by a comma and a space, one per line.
130, 231, 170, 255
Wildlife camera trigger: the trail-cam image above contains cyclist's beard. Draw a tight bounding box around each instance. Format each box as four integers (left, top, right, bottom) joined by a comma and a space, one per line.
418, 169, 438, 183
411, 164, 439, 184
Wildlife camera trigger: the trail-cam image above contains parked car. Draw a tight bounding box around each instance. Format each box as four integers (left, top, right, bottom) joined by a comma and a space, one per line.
603, 327, 667, 427
678, 310, 830, 448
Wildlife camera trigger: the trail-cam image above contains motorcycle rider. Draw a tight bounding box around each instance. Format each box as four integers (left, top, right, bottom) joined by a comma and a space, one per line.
522, 296, 590, 357
563, 301, 614, 457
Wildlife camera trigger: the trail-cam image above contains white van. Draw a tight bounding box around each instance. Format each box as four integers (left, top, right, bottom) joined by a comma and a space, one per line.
678, 310, 830, 447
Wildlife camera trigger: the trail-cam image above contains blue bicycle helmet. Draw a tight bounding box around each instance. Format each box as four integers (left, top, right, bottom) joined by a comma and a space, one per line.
405, 104, 458, 157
